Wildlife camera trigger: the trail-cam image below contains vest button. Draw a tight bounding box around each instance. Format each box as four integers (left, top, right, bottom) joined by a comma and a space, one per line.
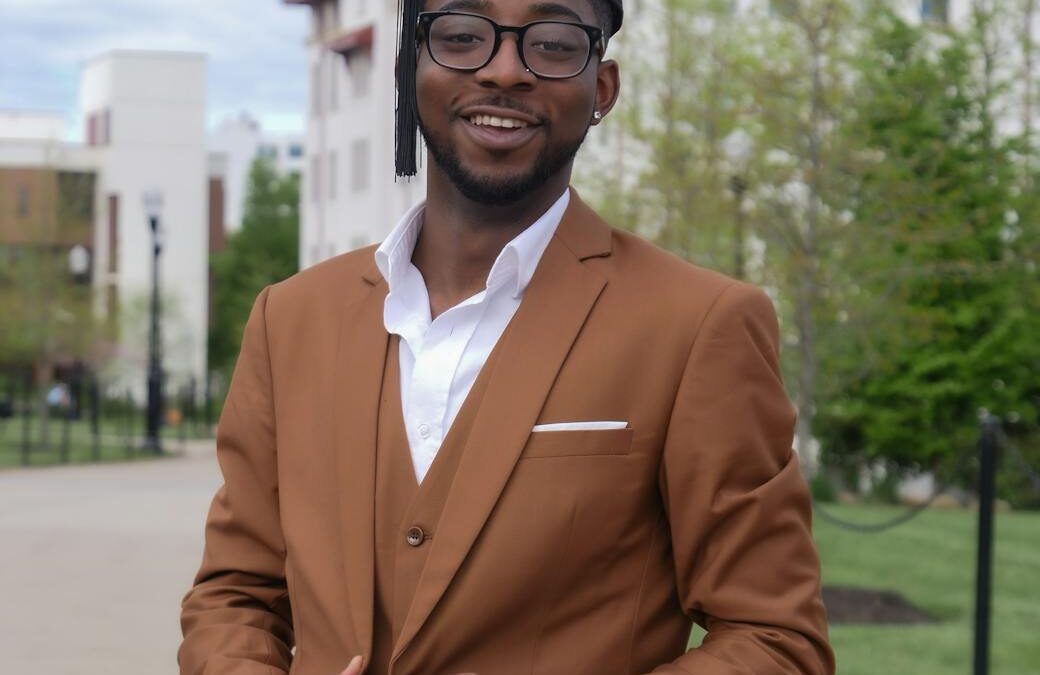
406, 526, 425, 547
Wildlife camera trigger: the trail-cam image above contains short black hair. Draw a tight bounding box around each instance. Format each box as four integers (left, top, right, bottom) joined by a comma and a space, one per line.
588, 0, 615, 43
417, 0, 617, 43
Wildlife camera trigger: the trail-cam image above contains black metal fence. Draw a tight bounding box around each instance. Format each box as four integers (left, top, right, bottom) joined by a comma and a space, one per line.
0, 370, 218, 468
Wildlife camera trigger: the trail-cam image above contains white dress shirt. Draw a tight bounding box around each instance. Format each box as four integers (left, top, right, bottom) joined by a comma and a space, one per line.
374, 189, 570, 483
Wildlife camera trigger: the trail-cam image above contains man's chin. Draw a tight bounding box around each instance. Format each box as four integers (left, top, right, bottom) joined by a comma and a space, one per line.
421, 123, 587, 208
432, 149, 549, 206
451, 171, 542, 206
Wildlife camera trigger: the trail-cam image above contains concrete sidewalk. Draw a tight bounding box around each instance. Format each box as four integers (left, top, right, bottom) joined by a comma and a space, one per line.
0, 440, 222, 674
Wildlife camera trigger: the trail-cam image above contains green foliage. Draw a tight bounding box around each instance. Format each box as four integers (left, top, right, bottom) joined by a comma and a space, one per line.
578, 0, 1040, 503
815, 8, 1040, 473
208, 158, 299, 376
0, 247, 97, 370
809, 472, 839, 502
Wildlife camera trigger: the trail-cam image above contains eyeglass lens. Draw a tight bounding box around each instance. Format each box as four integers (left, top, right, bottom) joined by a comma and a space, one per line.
427, 14, 592, 78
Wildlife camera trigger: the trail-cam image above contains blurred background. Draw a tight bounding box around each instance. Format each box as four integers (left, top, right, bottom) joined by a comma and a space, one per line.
0, 0, 1037, 673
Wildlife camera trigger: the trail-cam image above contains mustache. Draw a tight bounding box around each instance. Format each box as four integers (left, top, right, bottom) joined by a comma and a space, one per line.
455, 96, 549, 125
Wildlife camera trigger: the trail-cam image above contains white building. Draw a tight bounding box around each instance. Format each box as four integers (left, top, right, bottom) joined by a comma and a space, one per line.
284, 0, 426, 269
209, 112, 305, 233
0, 51, 211, 392
0, 110, 67, 142
284, 0, 1037, 271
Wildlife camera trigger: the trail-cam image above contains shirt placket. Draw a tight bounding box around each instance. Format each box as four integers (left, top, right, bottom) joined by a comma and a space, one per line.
406, 298, 484, 481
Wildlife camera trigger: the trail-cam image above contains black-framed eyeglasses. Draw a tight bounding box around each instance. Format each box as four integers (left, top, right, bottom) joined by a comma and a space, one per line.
417, 11, 604, 80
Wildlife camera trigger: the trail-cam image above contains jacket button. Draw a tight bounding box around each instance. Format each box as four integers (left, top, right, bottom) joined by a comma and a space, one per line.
406, 526, 425, 547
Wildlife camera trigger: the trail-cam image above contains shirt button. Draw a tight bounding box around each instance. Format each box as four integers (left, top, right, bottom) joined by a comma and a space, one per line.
406, 526, 425, 547
418, 423, 431, 439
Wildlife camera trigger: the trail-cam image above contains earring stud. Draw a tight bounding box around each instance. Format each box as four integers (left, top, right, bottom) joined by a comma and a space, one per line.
593, 110, 602, 121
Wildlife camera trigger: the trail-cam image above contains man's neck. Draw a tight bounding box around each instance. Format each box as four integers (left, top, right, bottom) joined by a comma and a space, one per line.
412, 168, 569, 318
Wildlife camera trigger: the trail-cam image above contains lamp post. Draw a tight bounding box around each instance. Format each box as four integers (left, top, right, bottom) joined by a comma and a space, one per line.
723, 129, 753, 280
729, 175, 748, 280
143, 190, 164, 455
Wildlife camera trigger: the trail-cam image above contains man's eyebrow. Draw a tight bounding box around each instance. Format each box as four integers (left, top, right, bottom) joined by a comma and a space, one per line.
432, 0, 586, 23
436, 0, 490, 13
527, 2, 585, 22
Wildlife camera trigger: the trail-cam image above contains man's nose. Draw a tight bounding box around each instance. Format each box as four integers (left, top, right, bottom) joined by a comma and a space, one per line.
475, 35, 537, 89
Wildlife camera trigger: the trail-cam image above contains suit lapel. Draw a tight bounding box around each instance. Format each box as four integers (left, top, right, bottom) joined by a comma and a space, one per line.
333, 267, 389, 662
392, 195, 612, 659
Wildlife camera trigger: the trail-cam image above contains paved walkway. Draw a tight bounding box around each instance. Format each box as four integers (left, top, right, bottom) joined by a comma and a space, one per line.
0, 440, 222, 674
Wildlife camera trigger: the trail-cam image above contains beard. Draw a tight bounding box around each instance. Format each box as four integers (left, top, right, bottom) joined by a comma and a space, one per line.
418, 114, 589, 207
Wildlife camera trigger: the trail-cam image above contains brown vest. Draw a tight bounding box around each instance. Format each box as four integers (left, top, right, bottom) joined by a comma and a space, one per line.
369, 335, 501, 675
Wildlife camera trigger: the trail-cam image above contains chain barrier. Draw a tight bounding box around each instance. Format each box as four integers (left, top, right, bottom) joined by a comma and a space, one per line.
811, 442, 978, 534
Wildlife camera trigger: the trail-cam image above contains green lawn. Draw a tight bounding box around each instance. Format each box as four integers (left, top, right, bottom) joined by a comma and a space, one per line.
813, 503, 1040, 674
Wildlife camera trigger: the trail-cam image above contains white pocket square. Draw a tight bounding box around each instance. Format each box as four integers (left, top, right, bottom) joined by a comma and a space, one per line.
531, 421, 629, 432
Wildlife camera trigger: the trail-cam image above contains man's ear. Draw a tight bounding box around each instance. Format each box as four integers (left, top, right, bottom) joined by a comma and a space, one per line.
591, 59, 620, 125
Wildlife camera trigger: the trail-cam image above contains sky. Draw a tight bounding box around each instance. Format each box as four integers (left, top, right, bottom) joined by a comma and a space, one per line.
0, 0, 311, 140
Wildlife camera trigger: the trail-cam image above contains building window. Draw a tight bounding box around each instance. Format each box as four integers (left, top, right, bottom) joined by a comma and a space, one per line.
329, 151, 338, 201
258, 144, 278, 160
105, 284, 119, 334
311, 61, 323, 115
107, 194, 119, 274
324, 1, 340, 35
16, 186, 29, 218
288, 143, 304, 159
311, 155, 322, 202
58, 171, 95, 223
329, 58, 339, 112
351, 53, 372, 98
86, 113, 97, 146
101, 108, 111, 144
351, 139, 369, 193
921, 0, 948, 23
86, 109, 112, 145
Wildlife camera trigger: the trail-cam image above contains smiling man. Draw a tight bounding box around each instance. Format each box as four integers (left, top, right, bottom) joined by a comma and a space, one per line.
178, 0, 834, 673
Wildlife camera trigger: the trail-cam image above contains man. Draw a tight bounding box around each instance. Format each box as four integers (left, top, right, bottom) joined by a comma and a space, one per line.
179, 0, 835, 672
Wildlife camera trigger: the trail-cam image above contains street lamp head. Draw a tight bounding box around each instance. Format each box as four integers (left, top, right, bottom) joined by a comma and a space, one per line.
722, 128, 753, 170
142, 190, 164, 223
68, 244, 91, 277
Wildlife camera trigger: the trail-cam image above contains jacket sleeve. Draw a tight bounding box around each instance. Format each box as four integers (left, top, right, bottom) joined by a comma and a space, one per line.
179, 287, 295, 675
650, 283, 835, 675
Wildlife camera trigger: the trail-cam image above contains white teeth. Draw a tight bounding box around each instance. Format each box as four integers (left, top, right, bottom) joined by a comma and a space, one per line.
470, 114, 528, 129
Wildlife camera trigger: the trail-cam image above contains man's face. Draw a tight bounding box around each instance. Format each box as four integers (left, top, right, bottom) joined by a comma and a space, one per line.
415, 0, 618, 206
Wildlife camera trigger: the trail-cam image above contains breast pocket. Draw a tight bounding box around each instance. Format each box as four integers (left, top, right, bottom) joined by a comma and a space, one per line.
520, 427, 633, 459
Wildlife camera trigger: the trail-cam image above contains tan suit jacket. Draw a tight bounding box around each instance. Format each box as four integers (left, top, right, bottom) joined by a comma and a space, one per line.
180, 193, 834, 675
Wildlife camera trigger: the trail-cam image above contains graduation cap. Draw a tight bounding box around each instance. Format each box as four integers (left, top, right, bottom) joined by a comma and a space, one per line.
394, 0, 624, 177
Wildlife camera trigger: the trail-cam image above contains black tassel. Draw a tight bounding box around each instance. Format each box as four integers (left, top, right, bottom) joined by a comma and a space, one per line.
395, 0, 421, 177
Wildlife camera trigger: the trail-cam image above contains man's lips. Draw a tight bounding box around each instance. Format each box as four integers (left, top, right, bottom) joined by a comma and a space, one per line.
455, 107, 543, 153
457, 104, 542, 127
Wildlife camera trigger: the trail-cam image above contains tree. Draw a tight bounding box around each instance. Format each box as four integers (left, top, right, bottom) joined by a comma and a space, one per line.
740, 0, 860, 468
575, 0, 1040, 499
0, 169, 99, 449
576, 0, 758, 270
814, 6, 1039, 475
208, 158, 300, 377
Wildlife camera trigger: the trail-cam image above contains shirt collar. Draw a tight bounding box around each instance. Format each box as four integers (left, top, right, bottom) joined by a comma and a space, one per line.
375, 188, 570, 300
374, 198, 425, 291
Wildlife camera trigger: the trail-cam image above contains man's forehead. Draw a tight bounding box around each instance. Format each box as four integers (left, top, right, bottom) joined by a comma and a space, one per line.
426, 0, 598, 24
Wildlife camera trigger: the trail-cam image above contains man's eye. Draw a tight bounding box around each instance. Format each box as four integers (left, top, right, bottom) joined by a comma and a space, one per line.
531, 40, 578, 54
443, 32, 483, 44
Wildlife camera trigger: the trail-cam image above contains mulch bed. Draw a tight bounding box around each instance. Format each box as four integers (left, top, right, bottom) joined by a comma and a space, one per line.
822, 585, 937, 624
